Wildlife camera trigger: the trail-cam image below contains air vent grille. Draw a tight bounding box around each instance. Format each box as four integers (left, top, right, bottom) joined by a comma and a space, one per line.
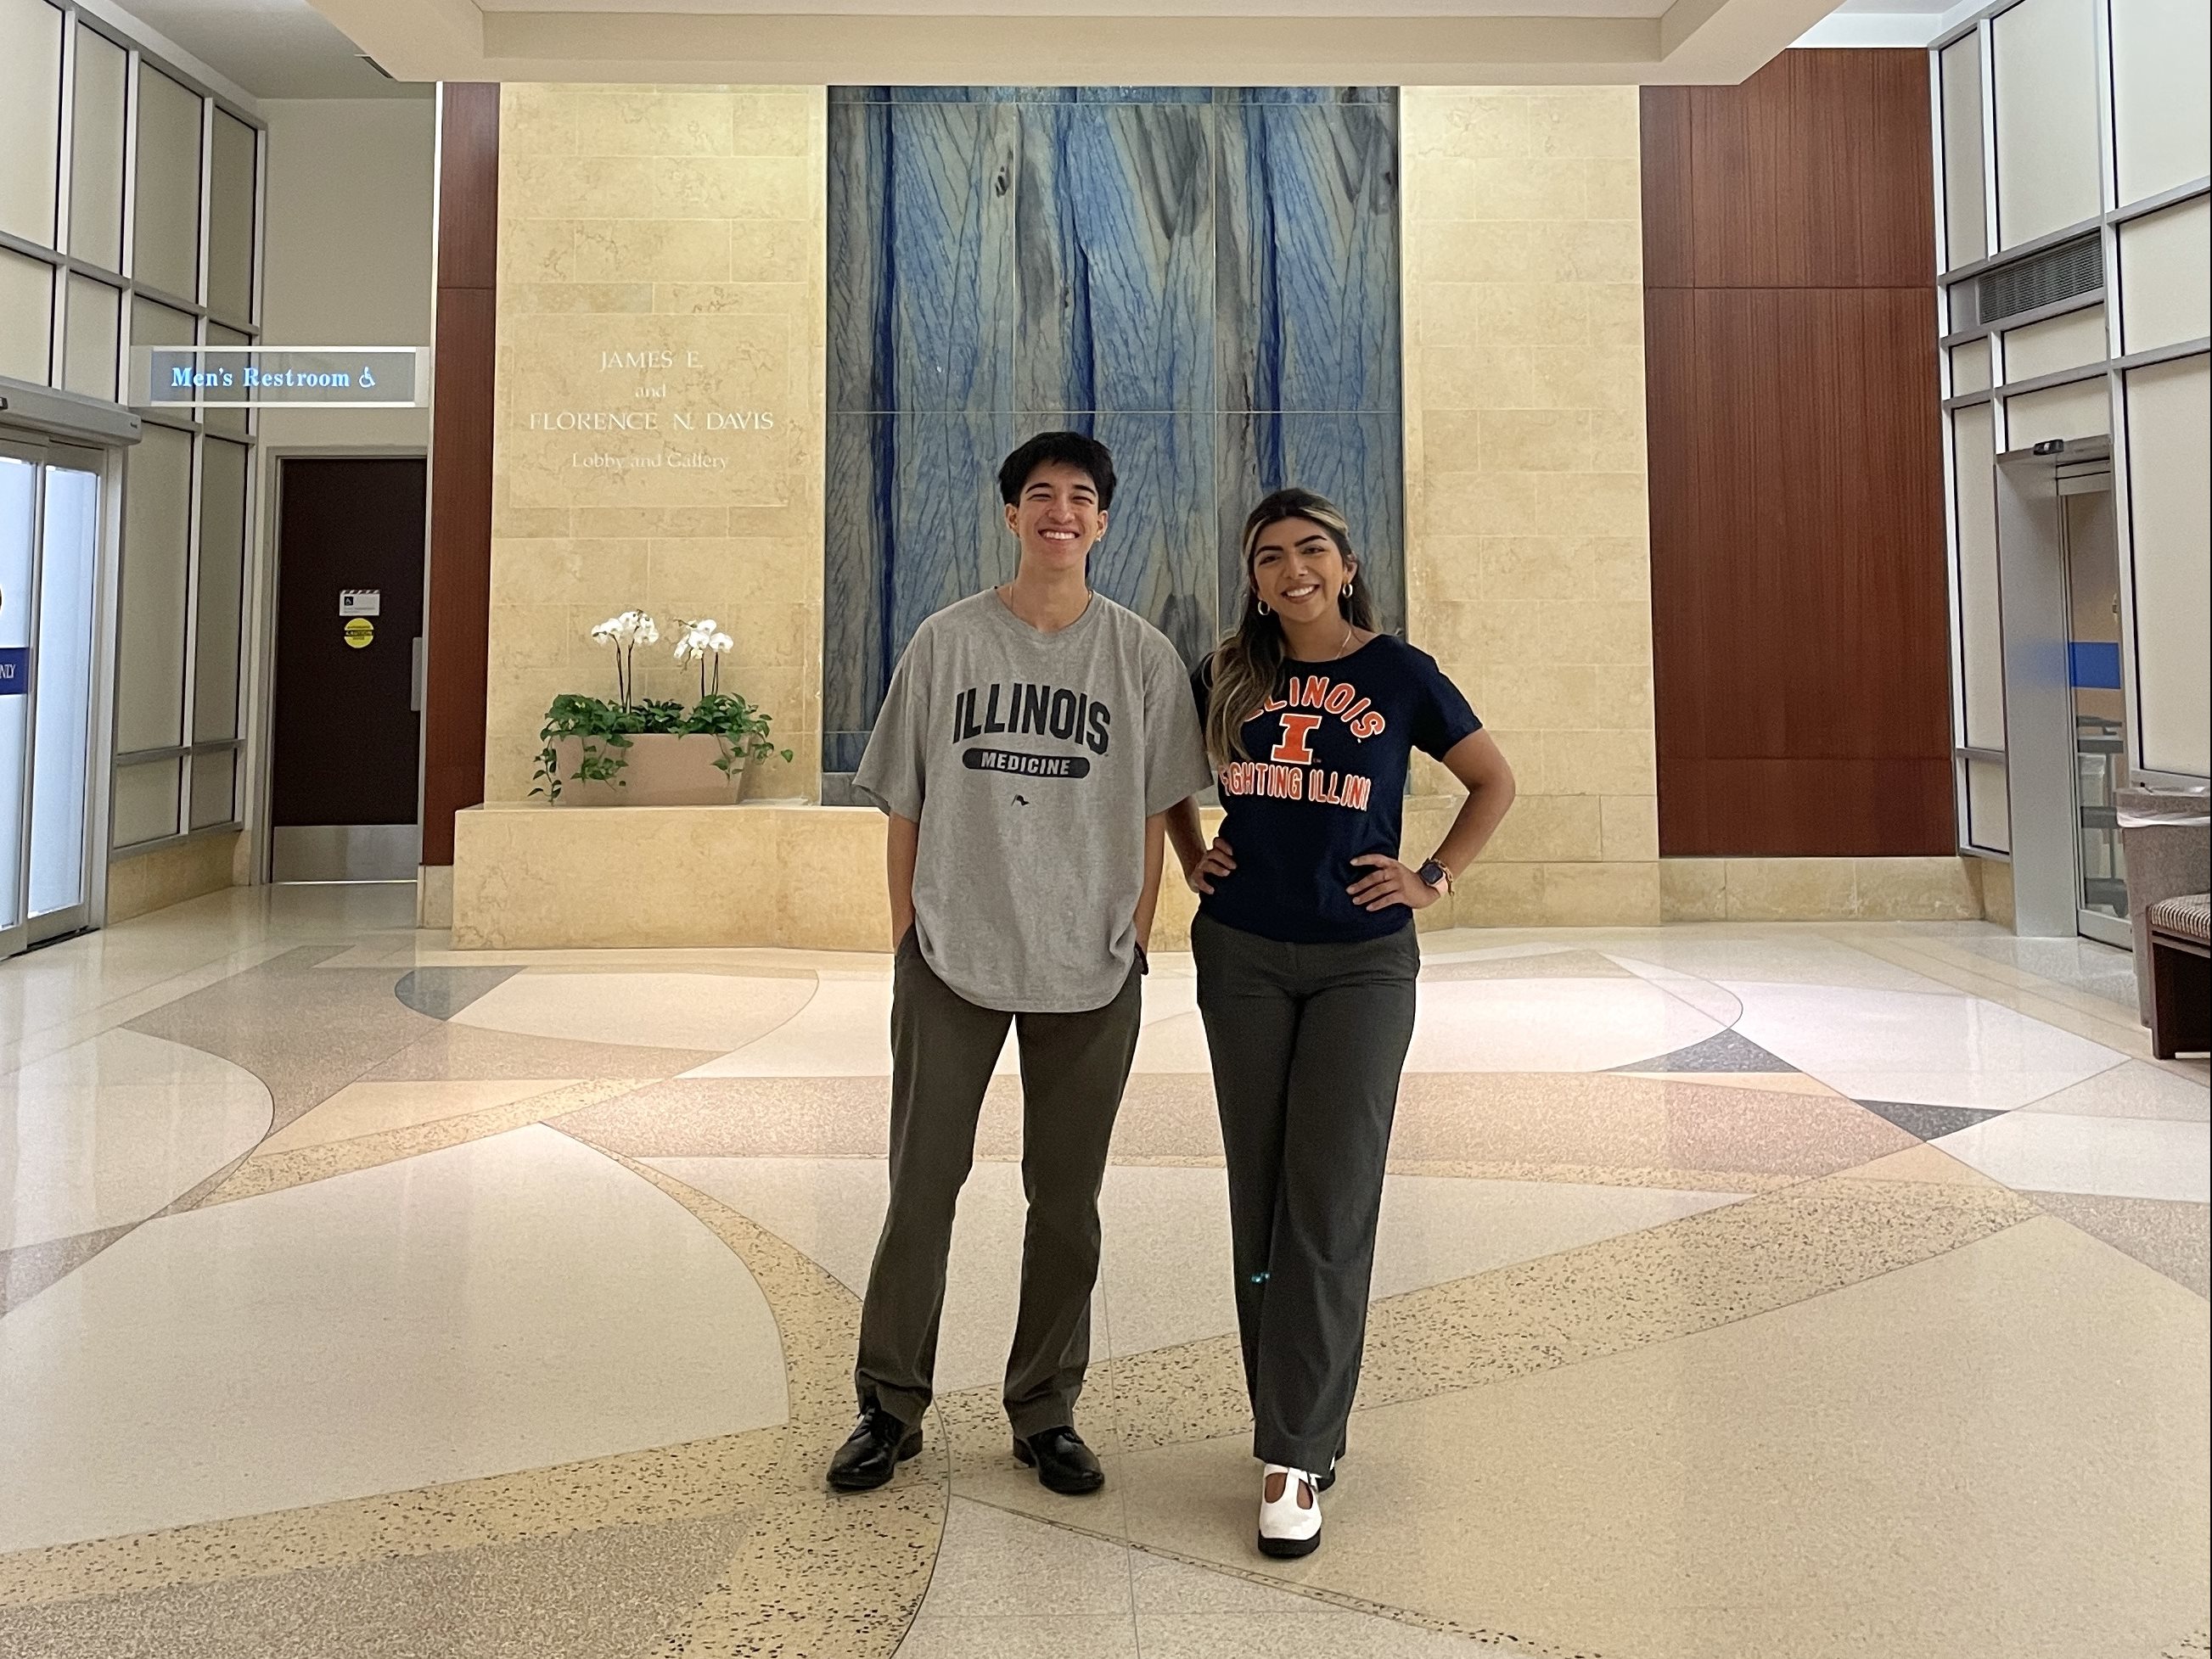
1978, 234, 2103, 325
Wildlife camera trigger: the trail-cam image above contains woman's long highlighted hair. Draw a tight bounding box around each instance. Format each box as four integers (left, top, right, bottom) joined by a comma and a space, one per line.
1204, 488, 1378, 767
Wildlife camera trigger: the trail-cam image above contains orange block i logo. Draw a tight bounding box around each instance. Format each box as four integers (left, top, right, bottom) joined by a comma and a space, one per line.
1270, 713, 1322, 765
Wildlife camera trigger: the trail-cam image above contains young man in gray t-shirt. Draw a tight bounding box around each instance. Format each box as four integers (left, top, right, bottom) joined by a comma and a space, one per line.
828, 432, 1211, 1498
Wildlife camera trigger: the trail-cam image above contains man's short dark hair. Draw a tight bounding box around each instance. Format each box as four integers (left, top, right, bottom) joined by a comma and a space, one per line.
997, 431, 1116, 511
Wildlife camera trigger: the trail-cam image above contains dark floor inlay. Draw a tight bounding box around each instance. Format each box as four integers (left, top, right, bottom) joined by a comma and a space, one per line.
396, 966, 525, 1021
2025, 1190, 2209, 1299
1856, 1099, 2005, 1142
1614, 1028, 1799, 1075
0, 1224, 137, 1316
125, 949, 444, 1130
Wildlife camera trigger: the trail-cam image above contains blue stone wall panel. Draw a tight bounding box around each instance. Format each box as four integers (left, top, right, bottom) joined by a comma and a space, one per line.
824, 87, 1401, 769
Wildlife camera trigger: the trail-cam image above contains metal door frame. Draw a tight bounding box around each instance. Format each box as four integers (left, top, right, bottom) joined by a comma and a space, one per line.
0, 432, 114, 954
2056, 469, 2133, 949
254, 447, 429, 886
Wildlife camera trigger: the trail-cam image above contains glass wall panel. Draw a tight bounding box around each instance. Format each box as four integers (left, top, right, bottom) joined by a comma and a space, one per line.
129, 295, 194, 406
69, 23, 128, 271
61, 273, 121, 400
1992, 0, 2105, 249
131, 294, 195, 350
116, 423, 193, 753
0, 249, 54, 385
31, 460, 101, 918
204, 322, 250, 438
194, 437, 248, 743
207, 110, 257, 326
1952, 337, 1992, 395
1953, 404, 2006, 751
188, 749, 236, 830
2123, 354, 2211, 776
2120, 196, 2212, 354
1966, 757, 2011, 853
2001, 304, 2108, 382
132, 66, 204, 302
2110, 0, 2211, 207
110, 759, 180, 848
1940, 36, 1988, 269
2005, 377, 2110, 446
0, 0, 63, 247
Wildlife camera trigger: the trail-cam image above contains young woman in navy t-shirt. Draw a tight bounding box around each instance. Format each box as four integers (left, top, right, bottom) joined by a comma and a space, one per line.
1166, 488, 1516, 1560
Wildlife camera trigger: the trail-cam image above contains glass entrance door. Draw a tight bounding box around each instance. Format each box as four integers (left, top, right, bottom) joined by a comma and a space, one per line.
0, 435, 108, 956
2060, 476, 2130, 949
0, 444, 34, 956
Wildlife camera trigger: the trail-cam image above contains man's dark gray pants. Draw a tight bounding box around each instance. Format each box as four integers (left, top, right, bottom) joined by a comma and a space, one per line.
1191, 911, 1418, 1473
853, 933, 1142, 1439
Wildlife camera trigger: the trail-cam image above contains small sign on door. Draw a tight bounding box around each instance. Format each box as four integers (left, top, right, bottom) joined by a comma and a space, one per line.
340, 589, 381, 617
0, 647, 28, 696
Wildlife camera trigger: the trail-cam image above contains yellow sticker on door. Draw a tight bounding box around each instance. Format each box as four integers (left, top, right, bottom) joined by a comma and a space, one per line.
344, 617, 375, 649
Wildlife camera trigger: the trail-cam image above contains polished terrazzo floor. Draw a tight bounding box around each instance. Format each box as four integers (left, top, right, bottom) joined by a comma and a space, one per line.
1, 886, 2205, 1658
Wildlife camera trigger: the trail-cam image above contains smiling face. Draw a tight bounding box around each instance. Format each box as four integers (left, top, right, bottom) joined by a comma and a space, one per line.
1004, 461, 1107, 575
1249, 515, 1356, 625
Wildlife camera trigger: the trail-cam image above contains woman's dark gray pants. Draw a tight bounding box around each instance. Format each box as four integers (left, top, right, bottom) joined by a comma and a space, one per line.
1191, 911, 1418, 1472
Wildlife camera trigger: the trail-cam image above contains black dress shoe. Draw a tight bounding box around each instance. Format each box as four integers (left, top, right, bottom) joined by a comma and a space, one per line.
827, 1407, 921, 1492
1013, 1426, 1105, 1495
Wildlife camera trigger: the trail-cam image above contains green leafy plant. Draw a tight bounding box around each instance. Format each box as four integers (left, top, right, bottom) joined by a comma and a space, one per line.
685, 691, 794, 776
530, 609, 790, 799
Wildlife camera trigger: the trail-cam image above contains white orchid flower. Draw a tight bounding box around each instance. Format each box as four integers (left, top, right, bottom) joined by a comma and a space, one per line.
633, 613, 660, 647
673, 618, 721, 664
594, 608, 649, 645
709, 631, 733, 653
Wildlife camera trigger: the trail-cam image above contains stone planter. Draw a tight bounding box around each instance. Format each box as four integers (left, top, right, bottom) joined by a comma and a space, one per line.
550, 732, 754, 806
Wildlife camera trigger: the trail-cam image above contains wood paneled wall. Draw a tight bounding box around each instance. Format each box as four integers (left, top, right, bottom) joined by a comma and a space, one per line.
420, 84, 499, 868
1642, 50, 1954, 857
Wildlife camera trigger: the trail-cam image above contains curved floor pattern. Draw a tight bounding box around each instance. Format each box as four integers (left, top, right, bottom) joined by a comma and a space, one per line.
0, 1028, 271, 1251
649, 1157, 1744, 1391
448, 970, 819, 1053
0, 888, 2204, 1658
0, 1126, 788, 1555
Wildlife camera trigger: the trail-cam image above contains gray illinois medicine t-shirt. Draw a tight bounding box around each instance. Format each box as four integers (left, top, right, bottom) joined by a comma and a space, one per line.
854, 589, 1212, 1014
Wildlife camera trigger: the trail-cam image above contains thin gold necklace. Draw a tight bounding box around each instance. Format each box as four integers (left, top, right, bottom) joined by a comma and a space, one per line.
1288, 622, 1356, 661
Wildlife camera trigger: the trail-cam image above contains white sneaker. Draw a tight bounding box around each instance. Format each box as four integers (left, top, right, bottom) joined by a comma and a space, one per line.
1256, 1463, 1322, 1558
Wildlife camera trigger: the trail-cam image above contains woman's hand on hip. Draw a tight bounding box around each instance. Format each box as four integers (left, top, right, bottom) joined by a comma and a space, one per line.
1348, 854, 1442, 912
1187, 835, 1237, 894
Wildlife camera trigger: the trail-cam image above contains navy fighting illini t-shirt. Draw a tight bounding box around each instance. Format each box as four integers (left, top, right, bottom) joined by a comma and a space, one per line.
1192, 636, 1482, 944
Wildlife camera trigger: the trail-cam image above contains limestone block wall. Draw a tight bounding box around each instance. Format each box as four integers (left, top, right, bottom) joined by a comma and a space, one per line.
1399, 87, 1659, 927
487, 85, 828, 803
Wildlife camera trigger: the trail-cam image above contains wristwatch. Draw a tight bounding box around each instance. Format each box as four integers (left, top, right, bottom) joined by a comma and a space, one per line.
1417, 858, 1452, 894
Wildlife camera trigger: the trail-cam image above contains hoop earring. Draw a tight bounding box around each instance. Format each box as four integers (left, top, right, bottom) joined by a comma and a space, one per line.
1256, 600, 1270, 617
1342, 579, 1355, 597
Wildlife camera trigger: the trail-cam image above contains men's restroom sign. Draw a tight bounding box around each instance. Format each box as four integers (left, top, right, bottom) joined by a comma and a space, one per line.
0, 647, 26, 695
136, 347, 427, 408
